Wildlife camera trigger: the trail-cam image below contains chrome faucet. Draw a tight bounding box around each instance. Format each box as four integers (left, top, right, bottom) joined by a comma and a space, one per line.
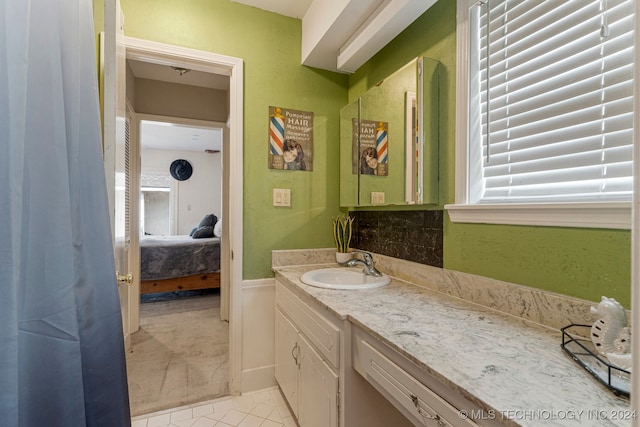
342, 251, 383, 277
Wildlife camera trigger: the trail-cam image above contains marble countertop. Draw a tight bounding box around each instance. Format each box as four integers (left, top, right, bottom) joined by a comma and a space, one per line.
273, 264, 632, 427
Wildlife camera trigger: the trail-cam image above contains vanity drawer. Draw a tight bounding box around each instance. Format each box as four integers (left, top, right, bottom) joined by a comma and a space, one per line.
276, 282, 340, 369
358, 339, 476, 427
352, 324, 488, 427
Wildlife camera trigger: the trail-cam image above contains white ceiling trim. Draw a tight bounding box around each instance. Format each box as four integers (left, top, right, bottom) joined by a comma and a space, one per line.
301, 0, 382, 73
232, 0, 438, 74
336, 0, 438, 73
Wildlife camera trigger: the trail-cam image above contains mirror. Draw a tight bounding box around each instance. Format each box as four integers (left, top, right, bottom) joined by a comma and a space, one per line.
340, 57, 439, 207
139, 171, 178, 235
140, 187, 171, 235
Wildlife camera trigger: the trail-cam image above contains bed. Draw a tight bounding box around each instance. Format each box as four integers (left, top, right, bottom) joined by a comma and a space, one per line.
139, 235, 221, 294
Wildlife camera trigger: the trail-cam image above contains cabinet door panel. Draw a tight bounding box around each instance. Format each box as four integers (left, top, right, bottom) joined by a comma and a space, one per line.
298, 334, 339, 427
275, 308, 299, 417
276, 283, 340, 368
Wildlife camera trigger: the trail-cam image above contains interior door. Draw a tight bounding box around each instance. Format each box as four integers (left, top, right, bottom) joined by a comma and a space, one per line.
102, 0, 132, 348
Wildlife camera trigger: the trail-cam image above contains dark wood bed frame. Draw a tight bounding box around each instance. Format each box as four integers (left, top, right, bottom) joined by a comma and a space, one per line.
140, 272, 221, 294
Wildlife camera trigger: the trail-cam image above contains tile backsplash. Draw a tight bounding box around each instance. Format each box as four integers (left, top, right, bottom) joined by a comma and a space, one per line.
351, 210, 443, 268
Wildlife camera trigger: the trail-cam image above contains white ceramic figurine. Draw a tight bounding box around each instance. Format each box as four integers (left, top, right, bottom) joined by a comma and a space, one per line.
590, 296, 632, 371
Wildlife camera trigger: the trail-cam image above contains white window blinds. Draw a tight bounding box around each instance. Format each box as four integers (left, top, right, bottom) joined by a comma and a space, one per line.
474, 0, 634, 203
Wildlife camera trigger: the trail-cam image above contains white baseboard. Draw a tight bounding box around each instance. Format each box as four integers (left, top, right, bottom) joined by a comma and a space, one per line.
241, 365, 277, 393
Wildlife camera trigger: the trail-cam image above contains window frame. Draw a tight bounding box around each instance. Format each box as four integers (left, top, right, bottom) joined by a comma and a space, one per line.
446, 0, 631, 230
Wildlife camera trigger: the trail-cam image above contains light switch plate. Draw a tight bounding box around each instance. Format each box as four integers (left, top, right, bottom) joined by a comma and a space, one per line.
273, 188, 291, 207
371, 192, 385, 205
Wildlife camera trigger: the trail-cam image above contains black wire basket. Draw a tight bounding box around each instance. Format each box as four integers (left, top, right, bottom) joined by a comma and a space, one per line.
560, 324, 630, 397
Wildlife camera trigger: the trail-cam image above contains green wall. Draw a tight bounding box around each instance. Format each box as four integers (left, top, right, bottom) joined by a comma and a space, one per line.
93, 0, 631, 306
347, 0, 631, 307
93, 0, 348, 280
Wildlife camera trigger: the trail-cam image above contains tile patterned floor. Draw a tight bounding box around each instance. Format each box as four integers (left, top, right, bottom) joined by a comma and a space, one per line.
131, 387, 296, 427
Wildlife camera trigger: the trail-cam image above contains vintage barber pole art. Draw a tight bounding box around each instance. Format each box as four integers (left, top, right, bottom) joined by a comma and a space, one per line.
268, 106, 314, 171
352, 119, 389, 176
269, 108, 285, 157
375, 121, 388, 176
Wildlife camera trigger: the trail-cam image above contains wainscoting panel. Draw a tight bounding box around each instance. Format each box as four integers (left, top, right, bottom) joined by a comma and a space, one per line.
241, 279, 277, 393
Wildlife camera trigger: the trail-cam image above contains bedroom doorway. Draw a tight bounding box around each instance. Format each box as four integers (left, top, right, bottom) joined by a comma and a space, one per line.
123, 37, 242, 330
121, 37, 244, 414
129, 99, 229, 418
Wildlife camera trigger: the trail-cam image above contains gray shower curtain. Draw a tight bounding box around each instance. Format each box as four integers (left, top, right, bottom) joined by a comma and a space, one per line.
0, 0, 131, 426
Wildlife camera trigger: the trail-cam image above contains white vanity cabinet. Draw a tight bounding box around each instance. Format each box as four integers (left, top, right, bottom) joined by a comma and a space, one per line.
273, 259, 631, 427
275, 281, 341, 427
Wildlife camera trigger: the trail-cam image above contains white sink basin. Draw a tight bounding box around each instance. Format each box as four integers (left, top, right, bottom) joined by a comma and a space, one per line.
300, 267, 391, 290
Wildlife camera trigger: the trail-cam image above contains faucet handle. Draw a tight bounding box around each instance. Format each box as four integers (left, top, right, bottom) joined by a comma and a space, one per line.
361, 252, 373, 264
351, 250, 383, 277
352, 250, 373, 264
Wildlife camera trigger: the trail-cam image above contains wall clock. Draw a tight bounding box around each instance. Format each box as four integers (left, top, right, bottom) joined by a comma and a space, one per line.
170, 159, 193, 181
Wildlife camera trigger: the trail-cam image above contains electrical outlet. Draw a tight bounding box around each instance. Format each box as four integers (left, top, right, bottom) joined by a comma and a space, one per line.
273, 188, 291, 207
371, 192, 385, 205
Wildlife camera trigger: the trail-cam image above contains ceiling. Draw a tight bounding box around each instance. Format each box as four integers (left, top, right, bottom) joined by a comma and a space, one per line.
140, 120, 223, 153
128, 59, 229, 90
129, 59, 226, 153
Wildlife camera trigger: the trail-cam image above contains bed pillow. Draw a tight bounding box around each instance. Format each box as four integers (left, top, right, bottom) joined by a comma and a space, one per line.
198, 214, 218, 228
192, 225, 214, 239
214, 219, 222, 237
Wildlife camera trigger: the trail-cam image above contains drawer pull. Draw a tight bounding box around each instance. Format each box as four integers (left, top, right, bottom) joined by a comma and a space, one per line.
411, 394, 444, 426
292, 342, 300, 367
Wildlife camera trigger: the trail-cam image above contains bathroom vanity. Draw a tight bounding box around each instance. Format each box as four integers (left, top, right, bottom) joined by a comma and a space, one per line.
273, 250, 631, 427
275, 280, 341, 427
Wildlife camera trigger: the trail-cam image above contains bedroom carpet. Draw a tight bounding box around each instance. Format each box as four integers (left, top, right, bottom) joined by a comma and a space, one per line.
126, 290, 229, 416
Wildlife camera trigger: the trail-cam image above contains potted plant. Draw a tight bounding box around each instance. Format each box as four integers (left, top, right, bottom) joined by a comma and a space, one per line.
333, 214, 354, 263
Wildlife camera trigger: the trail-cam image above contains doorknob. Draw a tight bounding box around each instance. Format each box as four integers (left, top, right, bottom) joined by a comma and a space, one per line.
117, 272, 133, 286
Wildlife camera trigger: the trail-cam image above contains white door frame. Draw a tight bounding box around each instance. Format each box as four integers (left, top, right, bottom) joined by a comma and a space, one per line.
124, 36, 244, 395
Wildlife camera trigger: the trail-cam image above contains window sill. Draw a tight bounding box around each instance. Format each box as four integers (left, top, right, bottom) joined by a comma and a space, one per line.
444, 202, 631, 229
